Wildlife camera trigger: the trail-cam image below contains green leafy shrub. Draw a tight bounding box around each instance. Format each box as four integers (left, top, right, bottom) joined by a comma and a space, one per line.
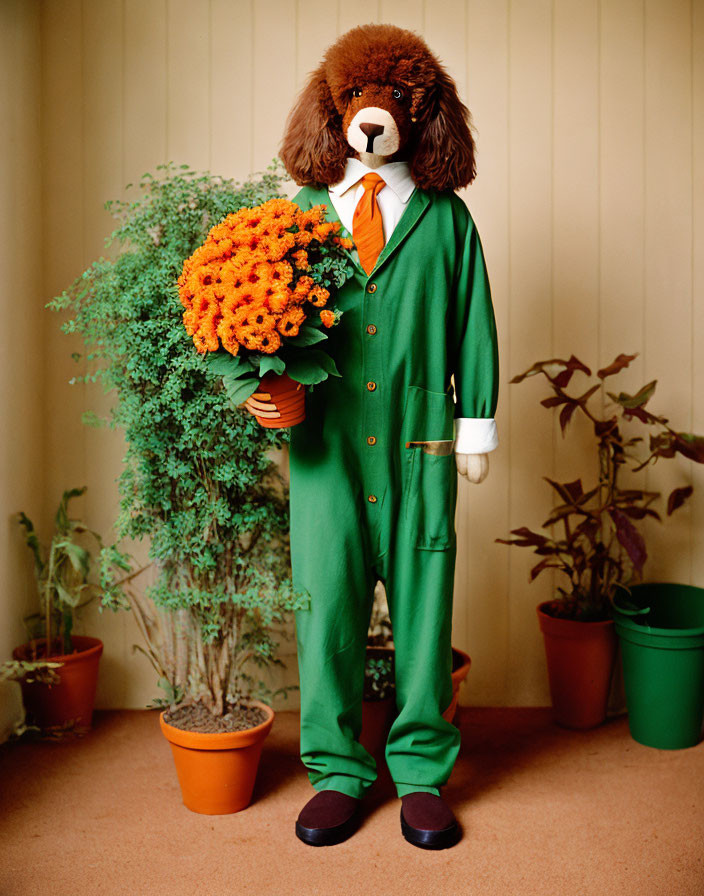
46, 160, 309, 716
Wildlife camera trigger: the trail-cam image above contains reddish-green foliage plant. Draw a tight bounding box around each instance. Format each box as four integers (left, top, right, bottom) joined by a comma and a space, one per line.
497, 353, 704, 621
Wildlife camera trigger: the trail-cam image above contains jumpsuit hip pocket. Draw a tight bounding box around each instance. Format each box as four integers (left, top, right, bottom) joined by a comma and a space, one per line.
400, 385, 458, 551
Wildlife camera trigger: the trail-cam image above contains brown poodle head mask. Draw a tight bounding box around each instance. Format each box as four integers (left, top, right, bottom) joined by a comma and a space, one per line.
280, 23, 477, 192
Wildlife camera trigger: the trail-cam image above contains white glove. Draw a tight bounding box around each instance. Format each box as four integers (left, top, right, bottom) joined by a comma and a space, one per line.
455, 452, 489, 484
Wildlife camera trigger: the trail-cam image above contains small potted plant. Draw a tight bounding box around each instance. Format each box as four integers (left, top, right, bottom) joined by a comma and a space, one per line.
12, 486, 124, 734
179, 197, 354, 426
48, 161, 309, 813
359, 585, 472, 755
360, 584, 397, 756
497, 353, 704, 729
0, 660, 63, 740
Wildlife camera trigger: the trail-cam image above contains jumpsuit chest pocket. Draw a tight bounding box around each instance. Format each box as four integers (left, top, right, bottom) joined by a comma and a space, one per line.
400, 386, 458, 550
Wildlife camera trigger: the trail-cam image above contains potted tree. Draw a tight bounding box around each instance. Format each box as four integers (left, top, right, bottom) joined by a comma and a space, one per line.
47, 161, 308, 814
497, 353, 704, 729
12, 486, 125, 734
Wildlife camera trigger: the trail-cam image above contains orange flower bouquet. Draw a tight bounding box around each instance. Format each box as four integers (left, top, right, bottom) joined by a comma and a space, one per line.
177, 197, 354, 426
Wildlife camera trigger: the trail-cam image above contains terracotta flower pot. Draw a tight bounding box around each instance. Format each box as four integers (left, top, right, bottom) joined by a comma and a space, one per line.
12, 635, 103, 734
537, 601, 618, 729
442, 646, 472, 724
254, 372, 305, 428
359, 645, 472, 755
159, 700, 275, 814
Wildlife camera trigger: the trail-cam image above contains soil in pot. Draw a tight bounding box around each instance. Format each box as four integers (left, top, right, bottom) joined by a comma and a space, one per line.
12, 635, 103, 734
163, 700, 268, 733
159, 698, 275, 815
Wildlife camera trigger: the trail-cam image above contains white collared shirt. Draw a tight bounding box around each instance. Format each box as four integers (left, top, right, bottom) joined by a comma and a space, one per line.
327, 158, 498, 456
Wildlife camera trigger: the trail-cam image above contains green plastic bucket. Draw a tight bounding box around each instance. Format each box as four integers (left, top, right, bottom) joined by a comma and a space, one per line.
612, 583, 704, 749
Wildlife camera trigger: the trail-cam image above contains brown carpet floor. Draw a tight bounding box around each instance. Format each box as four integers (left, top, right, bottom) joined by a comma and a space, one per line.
0, 707, 702, 896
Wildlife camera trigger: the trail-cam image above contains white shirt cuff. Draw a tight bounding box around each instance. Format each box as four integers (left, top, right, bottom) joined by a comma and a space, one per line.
453, 418, 499, 454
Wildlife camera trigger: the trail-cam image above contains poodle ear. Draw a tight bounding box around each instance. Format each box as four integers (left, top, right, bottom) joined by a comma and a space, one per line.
410, 66, 476, 192
279, 64, 350, 187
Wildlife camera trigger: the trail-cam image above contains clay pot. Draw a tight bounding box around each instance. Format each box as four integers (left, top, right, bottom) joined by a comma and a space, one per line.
442, 646, 472, 724
12, 635, 103, 734
159, 700, 275, 814
359, 645, 472, 755
537, 601, 618, 729
254, 372, 305, 428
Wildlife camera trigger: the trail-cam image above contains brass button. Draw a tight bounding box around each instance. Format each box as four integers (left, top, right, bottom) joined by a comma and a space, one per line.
366, 381, 377, 392
367, 436, 376, 445
367, 282, 377, 294
368, 494, 377, 503
366, 324, 377, 335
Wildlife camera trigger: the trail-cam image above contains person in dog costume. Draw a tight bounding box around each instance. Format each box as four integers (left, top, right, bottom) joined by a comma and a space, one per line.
246, 23, 499, 850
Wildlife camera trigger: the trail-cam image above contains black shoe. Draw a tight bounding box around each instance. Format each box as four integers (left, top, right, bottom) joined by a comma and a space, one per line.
295, 789, 363, 846
400, 791, 461, 850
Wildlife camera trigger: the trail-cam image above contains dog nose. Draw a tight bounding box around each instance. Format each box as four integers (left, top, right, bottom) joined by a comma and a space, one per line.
359, 122, 385, 152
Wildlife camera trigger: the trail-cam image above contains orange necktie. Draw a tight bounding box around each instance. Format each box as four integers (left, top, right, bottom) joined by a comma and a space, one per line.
352, 172, 386, 275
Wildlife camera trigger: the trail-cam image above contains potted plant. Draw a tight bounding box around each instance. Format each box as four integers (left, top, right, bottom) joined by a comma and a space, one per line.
497, 353, 704, 729
359, 585, 472, 755
178, 197, 354, 426
0, 660, 63, 740
360, 584, 397, 756
47, 161, 309, 814
11, 486, 124, 735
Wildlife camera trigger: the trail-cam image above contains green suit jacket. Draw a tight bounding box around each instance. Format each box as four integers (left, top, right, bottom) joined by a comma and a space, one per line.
288, 183, 499, 555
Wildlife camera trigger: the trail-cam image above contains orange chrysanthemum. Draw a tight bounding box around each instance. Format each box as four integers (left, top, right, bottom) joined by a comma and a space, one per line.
178, 198, 345, 357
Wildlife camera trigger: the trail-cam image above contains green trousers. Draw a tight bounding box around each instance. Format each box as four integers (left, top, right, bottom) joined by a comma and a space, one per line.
290, 379, 461, 799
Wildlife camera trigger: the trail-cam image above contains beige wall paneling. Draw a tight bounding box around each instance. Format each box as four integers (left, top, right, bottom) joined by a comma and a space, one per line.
43, 0, 86, 535
296, 0, 339, 87
599, 0, 645, 396
643, 0, 693, 584
167, 0, 211, 170
80, 0, 135, 711
211, 0, 255, 179
123, 0, 168, 182
551, 0, 600, 651
378, 0, 422, 33
463, 0, 511, 704
693, 0, 704, 585
252, 0, 296, 171
506, 0, 554, 706
340, 0, 381, 33
6, 0, 703, 727
0, 0, 44, 739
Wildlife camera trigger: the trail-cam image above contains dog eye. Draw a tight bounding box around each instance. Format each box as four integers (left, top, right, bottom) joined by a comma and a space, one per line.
351, 86, 363, 98
392, 87, 404, 101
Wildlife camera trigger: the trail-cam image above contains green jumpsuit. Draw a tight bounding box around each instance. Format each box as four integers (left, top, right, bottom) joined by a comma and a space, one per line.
289, 182, 499, 799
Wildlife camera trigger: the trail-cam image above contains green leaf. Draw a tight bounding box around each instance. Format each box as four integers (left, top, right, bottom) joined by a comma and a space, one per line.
285, 324, 328, 347
62, 542, 91, 575
222, 374, 259, 407
259, 355, 286, 377
202, 351, 256, 377
608, 379, 657, 409
285, 350, 340, 385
